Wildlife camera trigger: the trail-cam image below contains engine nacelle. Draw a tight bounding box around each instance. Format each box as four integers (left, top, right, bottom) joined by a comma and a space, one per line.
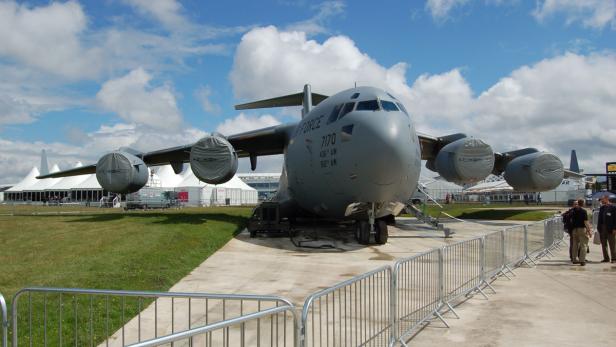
434, 138, 494, 184
504, 152, 564, 192
96, 151, 148, 193
190, 135, 238, 184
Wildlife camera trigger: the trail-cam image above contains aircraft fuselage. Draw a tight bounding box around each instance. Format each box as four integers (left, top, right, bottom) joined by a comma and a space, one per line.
284, 87, 421, 220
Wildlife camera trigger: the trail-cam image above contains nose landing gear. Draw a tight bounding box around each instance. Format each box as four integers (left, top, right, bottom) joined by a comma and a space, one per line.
355, 219, 388, 245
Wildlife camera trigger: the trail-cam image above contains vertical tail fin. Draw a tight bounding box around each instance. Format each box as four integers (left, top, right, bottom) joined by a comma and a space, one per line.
569, 150, 580, 173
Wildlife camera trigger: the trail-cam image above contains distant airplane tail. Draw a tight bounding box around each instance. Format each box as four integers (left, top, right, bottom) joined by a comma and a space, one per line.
570, 150, 580, 173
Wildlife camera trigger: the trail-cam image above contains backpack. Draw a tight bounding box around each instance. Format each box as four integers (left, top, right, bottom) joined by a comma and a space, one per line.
562, 210, 573, 232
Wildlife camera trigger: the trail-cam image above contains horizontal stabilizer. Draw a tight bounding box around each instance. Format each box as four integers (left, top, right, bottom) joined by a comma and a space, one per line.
563, 169, 585, 179
235, 92, 328, 110
37, 164, 97, 179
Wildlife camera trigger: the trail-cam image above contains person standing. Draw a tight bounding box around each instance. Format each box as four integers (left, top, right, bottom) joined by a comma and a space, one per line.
570, 199, 592, 266
562, 200, 578, 261
597, 195, 616, 263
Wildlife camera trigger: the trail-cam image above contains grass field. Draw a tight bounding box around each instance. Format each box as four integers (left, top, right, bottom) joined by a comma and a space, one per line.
421, 203, 561, 221
0, 206, 252, 345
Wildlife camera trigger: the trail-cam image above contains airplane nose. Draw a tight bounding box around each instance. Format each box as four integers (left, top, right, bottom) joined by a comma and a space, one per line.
354, 112, 409, 186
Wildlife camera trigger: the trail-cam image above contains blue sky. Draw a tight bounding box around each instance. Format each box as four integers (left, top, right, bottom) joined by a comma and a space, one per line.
1, 0, 615, 183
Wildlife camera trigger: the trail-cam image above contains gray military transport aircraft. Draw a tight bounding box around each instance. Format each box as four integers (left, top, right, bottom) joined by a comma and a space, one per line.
38, 85, 570, 244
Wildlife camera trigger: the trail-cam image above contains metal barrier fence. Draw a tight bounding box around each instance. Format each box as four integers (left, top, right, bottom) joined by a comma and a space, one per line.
525, 221, 546, 259
300, 266, 392, 347
483, 231, 505, 281
392, 249, 443, 344
441, 238, 485, 308
11, 287, 294, 347
2, 216, 565, 347
126, 304, 297, 347
1, 292, 7, 347
503, 225, 526, 267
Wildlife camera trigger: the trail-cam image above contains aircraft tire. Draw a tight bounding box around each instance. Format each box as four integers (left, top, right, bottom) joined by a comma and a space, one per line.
358, 221, 370, 245
249, 230, 257, 238
375, 220, 388, 245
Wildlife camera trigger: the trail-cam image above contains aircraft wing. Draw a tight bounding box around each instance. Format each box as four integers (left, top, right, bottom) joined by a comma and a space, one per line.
227, 123, 296, 157
37, 164, 97, 179
37, 123, 297, 179
417, 132, 582, 178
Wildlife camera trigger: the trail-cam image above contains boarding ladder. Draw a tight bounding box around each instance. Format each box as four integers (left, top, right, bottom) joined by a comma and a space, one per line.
405, 184, 454, 237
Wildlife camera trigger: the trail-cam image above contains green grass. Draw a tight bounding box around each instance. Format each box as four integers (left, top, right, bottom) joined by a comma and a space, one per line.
418, 203, 559, 221
0, 206, 252, 345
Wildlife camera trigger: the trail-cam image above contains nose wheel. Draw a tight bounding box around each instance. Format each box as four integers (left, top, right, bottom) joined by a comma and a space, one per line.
355, 219, 388, 245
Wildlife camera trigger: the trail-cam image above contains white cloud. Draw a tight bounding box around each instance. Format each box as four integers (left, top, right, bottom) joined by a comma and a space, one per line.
230, 26, 410, 100
533, 0, 616, 29
96, 68, 183, 130
286, 1, 346, 35
124, 0, 186, 32
230, 26, 616, 173
425, 0, 469, 21
194, 85, 221, 114
215, 113, 281, 135
0, 95, 36, 126
0, 1, 103, 79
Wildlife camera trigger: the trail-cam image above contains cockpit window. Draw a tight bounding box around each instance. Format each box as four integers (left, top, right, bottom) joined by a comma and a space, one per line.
356, 100, 380, 111
339, 102, 355, 119
381, 100, 399, 112
327, 104, 342, 124
351, 92, 360, 99
396, 102, 409, 116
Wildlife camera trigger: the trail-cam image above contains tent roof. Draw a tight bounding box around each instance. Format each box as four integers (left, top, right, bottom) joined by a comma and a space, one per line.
154, 165, 184, 188
464, 180, 512, 193
24, 164, 62, 191
176, 168, 256, 191
73, 174, 102, 190
6, 167, 40, 192
217, 175, 256, 190
176, 170, 207, 188
47, 162, 89, 190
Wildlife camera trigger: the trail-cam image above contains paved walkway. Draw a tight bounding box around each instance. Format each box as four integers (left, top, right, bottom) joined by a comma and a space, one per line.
410, 238, 616, 347
102, 218, 515, 346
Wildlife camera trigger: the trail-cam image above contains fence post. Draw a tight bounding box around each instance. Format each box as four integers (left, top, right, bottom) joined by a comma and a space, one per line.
523, 225, 536, 267
438, 248, 444, 307
390, 266, 398, 347
1, 293, 7, 347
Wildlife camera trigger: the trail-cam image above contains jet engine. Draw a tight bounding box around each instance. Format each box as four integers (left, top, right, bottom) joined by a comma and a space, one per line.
433, 138, 495, 184
96, 151, 148, 193
190, 134, 238, 184
504, 152, 564, 192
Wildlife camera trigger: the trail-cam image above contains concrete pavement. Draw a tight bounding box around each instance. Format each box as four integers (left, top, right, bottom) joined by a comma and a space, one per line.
409, 238, 616, 347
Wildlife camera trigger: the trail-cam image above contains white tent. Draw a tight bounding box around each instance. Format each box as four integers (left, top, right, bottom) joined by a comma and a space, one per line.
4, 167, 40, 201
175, 168, 258, 206
70, 174, 104, 202
25, 164, 61, 191
47, 162, 89, 191
154, 165, 184, 188
6, 167, 40, 192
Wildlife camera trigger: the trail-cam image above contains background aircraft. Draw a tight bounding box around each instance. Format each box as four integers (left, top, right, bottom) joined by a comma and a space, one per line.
39, 85, 569, 244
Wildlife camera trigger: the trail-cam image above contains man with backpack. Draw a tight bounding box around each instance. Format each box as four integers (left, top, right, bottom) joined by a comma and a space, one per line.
562, 200, 578, 261
570, 199, 593, 266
